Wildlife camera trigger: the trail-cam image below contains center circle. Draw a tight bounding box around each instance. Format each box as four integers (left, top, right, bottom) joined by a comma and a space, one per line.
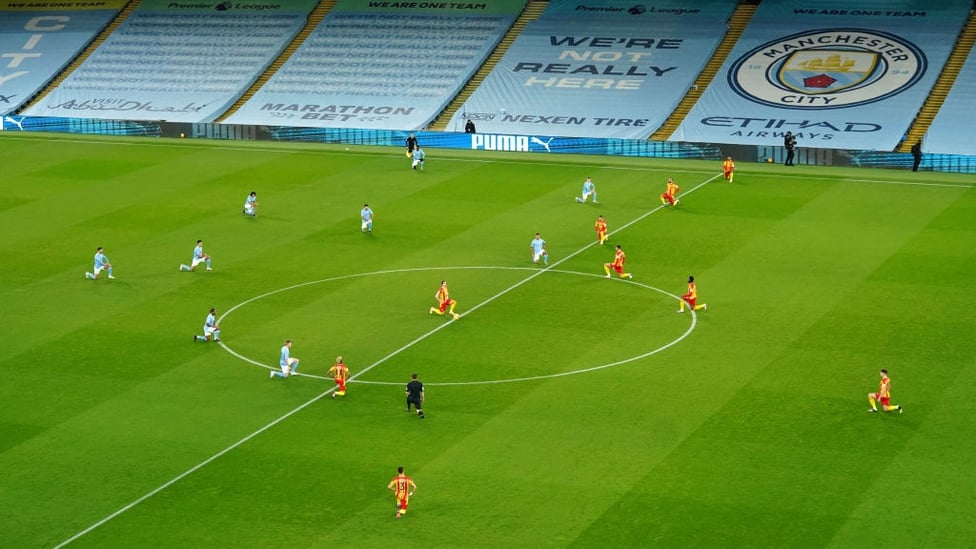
218, 266, 696, 386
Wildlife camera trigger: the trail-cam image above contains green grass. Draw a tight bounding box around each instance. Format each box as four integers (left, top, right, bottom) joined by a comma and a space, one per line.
1, 133, 974, 548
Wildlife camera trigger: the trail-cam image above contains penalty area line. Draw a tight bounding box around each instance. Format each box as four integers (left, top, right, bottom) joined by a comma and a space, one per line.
55, 172, 719, 547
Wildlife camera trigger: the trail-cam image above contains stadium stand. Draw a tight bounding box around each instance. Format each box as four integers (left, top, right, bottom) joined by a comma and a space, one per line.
224, 0, 524, 129
669, 0, 972, 151
22, 0, 315, 123
907, 14, 976, 156
0, 5, 122, 116
443, 0, 738, 139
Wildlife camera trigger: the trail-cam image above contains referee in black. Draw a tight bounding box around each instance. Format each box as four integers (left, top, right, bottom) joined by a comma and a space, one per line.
406, 373, 425, 419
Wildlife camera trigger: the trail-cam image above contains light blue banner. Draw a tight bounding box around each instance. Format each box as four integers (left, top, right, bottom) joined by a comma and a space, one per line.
225, 10, 515, 129
24, 10, 307, 122
669, 0, 972, 150
925, 48, 976, 156
0, 11, 119, 115
445, 0, 736, 138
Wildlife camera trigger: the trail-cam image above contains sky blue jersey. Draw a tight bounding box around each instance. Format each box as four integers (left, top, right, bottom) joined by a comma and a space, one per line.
531, 237, 547, 254
94, 252, 109, 269
280, 345, 290, 366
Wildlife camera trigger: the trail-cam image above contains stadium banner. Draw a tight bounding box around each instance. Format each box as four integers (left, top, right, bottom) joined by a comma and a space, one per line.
924, 52, 976, 156
5, 115, 976, 173
137, 0, 320, 13
0, 0, 126, 10
332, 0, 524, 14
0, 9, 121, 115
669, 0, 972, 150
223, 6, 516, 129
443, 0, 737, 139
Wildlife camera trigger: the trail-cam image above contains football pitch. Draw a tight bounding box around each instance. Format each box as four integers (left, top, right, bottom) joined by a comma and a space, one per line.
1, 133, 974, 548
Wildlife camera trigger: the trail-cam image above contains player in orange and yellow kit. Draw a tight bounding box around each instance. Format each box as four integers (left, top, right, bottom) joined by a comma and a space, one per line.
328, 356, 349, 398
723, 156, 735, 182
387, 466, 417, 519
868, 369, 903, 413
677, 275, 707, 313
603, 244, 632, 279
428, 280, 460, 320
660, 177, 680, 206
594, 215, 608, 245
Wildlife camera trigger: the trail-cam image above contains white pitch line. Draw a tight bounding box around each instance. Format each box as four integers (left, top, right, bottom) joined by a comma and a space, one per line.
55, 173, 719, 547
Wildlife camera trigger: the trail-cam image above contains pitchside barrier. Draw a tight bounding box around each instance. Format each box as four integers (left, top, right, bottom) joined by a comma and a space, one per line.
2, 115, 973, 173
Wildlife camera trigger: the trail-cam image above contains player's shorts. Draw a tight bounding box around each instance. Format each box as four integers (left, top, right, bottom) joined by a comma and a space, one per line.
361, 221, 371, 230
438, 299, 455, 313
610, 265, 623, 274
407, 396, 422, 409
880, 396, 890, 406
581, 191, 594, 201
281, 358, 298, 375
396, 496, 409, 510
93, 265, 106, 275
412, 159, 424, 167
191, 256, 206, 268
533, 250, 546, 262
682, 295, 697, 307
204, 326, 218, 337
596, 230, 606, 240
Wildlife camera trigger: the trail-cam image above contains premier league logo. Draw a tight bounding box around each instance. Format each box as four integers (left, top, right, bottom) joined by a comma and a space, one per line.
728, 28, 926, 109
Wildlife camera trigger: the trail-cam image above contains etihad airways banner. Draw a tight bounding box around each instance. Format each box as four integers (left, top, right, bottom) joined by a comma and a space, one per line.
0, 9, 120, 115
669, 0, 972, 150
444, 0, 736, 138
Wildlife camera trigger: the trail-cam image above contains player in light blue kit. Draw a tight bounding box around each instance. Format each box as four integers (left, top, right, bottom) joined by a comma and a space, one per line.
85, 246, 115, 280
575, 176, 598, 204
193, 308, 221, 342
361, 203, 374, 233
530, 232, 548, 265
242, 192, 258, 217
411, 147, 425, 171
180, 240, 212, 272
271, 339, 300, 379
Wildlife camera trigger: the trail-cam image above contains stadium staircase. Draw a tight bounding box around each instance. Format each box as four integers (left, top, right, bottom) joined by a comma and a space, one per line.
215, 0, 338, 123
648, 2, 757, 141
896, 10, 976, 152
16, 0, 141, 114
427, 0, 548, 131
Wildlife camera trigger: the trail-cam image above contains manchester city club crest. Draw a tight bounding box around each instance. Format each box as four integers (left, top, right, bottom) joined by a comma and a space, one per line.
729, 28, 926, 109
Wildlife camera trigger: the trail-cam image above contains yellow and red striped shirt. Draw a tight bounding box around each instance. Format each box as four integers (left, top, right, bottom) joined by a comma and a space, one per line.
328, 362, 349, 382
612, 249, 626, 268
388, 474, 416, 499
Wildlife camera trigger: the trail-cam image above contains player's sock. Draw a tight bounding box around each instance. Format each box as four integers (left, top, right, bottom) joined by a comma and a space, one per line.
695, 304, 706, 311
272, 371, 286, 378
85, 272, 94, 279
603, 265, 611, 276
291, 360, 299, 373
543, 254, 548, 265
592, 193, 598, 203
213, 330, 221, 341
107, 267, 113, 276
868, 396, 877, 410
205, 258, 211, 269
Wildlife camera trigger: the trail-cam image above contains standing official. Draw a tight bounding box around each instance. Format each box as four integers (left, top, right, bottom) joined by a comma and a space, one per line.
784, 132, 797, 166
405, 373, 425, 419
911, 141, 922, 172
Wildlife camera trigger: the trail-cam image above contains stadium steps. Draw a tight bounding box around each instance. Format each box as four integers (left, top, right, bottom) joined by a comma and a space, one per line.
427, 0, 548, 131
648, 2, 758, 141
16, 0, 142, 114
896, 10, 976, 152
215, 0, 338, 123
